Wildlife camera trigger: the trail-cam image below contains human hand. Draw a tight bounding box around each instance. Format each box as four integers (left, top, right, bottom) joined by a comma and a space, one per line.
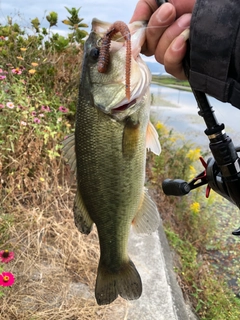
130, 0, 196, 79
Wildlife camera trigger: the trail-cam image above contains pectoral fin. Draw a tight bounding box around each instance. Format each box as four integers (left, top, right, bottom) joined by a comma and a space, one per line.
146, 121, 161, 155
132, 188, 160, 234
122, 118, 140, 157
74, 191, 94, 235
62, 133, 76, 173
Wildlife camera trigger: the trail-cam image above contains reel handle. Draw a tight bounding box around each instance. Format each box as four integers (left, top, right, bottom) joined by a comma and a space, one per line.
162, 179, 190, 196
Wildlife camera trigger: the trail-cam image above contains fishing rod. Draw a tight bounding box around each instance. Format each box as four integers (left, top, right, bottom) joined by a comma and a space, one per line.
155, 0, 240, 235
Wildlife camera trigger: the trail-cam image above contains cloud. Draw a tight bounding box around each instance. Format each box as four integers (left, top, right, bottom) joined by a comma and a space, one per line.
0, 0, 138, 28
142, 56, 158, 63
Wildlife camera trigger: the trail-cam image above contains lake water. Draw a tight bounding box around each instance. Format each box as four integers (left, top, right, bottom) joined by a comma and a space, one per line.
150, 84, 240, 295
150, 84, 240, 150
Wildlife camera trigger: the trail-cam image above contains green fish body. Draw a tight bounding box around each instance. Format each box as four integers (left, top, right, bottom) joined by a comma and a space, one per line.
63, 19, 161, 305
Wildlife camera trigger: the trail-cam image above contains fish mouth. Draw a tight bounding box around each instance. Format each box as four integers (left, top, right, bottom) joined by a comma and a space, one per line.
109, 54, 150, 113
92, 19, 146, 61
91, 19, 151, 117
111, 99, 137, 113
113, 22, 151, 111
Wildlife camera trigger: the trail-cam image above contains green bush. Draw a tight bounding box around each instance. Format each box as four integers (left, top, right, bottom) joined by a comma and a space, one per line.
0, 7, 87, 203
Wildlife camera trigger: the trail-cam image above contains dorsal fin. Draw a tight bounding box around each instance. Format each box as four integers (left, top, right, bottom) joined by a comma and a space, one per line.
62, 133, 77, 173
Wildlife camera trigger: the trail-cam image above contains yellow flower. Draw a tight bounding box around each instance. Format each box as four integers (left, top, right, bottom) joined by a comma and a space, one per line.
190, 202, 200, 214
20, 48, 27, 51
17, 56, 24, 60
155, 121, 164, 130
155, 121, 168, 135
169, 137, 177, 143
29, 69, 36, 74
31, 62, 38, 67
189, 165, 196, 172
188, 165, 197, 180
186, 148, 201, 161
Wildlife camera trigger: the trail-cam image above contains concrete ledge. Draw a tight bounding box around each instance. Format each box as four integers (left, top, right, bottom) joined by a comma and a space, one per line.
126, 216, 198, 320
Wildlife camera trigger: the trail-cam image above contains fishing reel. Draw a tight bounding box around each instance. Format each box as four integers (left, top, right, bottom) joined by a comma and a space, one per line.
155, 0, 240, 235
162, 93, 240, 209
162, 140, 240, 211
162, 122, 240, 236
161, 69, 240, 236
161, 60, 240, 236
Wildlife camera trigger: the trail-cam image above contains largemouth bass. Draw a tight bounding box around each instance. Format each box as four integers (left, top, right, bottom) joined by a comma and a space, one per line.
63, 18, 161, 305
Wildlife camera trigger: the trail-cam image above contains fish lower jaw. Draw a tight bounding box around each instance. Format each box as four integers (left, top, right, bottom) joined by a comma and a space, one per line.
111, 98, 137, 113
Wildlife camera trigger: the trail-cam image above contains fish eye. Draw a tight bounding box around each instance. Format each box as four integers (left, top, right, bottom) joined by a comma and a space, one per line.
90, 47, 100, 60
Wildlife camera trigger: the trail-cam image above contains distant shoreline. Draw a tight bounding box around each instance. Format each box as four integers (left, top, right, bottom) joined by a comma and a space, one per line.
151, 75, 192, 92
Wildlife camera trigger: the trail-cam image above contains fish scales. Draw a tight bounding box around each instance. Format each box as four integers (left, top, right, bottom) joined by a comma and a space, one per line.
62, 18, 161, 305
75, 92, 150, 262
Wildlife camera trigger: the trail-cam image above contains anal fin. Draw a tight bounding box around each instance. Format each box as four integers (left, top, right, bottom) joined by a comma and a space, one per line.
132, 188, 160, 234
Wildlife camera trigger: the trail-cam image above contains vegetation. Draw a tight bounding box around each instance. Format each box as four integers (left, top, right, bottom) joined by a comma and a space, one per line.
0, 8, 113, 319
0, 8, 240, 320
150, 123, 240, 319
152, 74, 191, 90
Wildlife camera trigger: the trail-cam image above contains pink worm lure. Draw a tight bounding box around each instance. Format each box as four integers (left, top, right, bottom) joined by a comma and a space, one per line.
97, 21, 131, 101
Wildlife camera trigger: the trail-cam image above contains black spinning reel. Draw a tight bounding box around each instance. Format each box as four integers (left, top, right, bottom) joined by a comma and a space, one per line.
155, 0, 240, 235
162, 100, 240, 236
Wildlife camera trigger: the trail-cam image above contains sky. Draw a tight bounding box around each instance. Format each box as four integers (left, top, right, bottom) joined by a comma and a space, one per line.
0, 0, 164, 72
0, 0, 137, 32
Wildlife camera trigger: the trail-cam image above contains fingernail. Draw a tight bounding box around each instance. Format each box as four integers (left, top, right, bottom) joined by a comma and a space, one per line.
157, 3, 174, 23
177, 14, 191, 28
172, 29, 190, 51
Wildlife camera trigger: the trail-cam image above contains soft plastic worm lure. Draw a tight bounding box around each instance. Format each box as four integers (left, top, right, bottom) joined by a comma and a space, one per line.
97, 21, 131, 100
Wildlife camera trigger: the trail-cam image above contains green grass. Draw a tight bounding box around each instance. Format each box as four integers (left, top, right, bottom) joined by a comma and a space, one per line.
152, 74, 191, 89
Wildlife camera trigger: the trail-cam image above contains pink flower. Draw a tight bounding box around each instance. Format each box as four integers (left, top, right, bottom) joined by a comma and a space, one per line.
41, 105, 50, 112
0, 75, 6, 80
33, 117, 41, 124
38, 113, 44, 117
20, 121, 27, 126
0, 250, 14, 263
59, 106, 69, 113
11, 68, 22, 75
0, 272, 15, 286
0, 104, 4, 109
6, 102, 15, 109
31, 111, 37, 116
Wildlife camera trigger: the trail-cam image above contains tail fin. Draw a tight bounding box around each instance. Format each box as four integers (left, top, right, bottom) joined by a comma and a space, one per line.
95, 259, 142, 305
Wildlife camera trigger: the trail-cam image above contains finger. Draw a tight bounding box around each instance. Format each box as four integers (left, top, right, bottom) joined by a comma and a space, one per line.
164, 29, 190, 79
130, 0, 158, 22
144, 3, 176, 56
154, 13, 191, 63
168, 0, 196, 17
